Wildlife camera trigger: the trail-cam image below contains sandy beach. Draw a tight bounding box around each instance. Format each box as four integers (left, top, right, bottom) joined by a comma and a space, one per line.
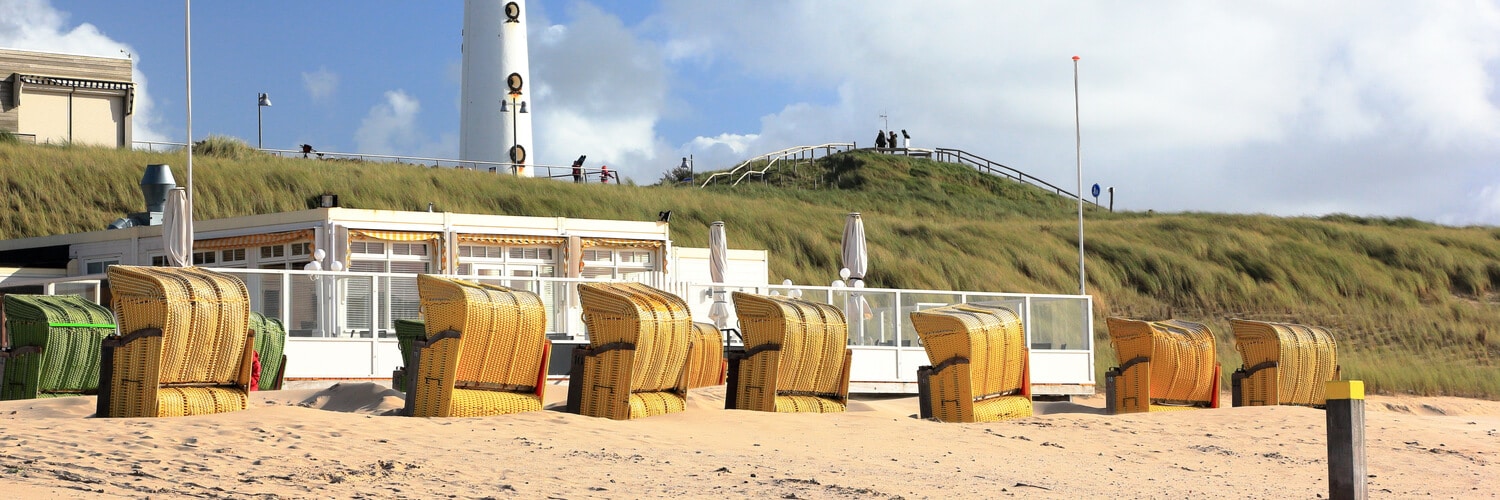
1, 382, 1495, 499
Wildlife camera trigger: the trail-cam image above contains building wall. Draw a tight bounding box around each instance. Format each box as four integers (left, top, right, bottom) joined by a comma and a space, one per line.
0, 48, 133, 146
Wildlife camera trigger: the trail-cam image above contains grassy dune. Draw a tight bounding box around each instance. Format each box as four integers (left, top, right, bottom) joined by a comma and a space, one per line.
3, 140, 1497, 398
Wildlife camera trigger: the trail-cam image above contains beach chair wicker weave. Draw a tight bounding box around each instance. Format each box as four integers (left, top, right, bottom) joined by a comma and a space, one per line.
724, 292, 852, 413
249, 312, 287, 391
403, 275, 551, 418
910, 303, 1031, 422
391, 318, 426, 393
567, 282, 693, 420
1104, 317, 1221, 415
1, 294, 116, 400
97, 266, 255, 418
1230, 319, 1339, 407
685, 322, 726, 388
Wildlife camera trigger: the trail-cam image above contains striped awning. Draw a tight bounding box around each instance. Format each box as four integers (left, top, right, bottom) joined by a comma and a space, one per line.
581, 237, 664, 249
346, 230, 446, 272
350, 230, 442, 242
457, 234, 565, 246
194, 229, 313, 252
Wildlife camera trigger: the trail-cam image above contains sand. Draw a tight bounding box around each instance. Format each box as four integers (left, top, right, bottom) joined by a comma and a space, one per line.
0, 383, 1495, 499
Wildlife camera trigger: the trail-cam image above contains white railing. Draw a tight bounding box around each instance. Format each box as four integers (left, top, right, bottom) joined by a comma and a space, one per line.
2, 269, 1094, 394
131, 141, 619, 183
697, 143, 856, 188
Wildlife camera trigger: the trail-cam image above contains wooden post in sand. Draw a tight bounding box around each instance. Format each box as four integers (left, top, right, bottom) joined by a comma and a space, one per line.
1326, 380, 1366, 500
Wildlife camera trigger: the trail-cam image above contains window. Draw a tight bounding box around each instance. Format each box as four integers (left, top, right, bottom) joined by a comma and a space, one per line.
84, 259, 119, 275
151, 255, 167, 266
193, 251, 217, 265
220, 248, 247, 267
346, 240, 432, 337
260, 245, 286, 259
581, 248, 659, 284
457, 243, 562, 331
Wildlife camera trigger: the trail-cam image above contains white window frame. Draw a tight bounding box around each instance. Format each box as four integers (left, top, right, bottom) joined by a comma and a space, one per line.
345, 240, 432, 338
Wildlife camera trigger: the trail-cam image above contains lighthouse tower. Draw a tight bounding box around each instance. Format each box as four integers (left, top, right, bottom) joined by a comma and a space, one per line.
460, 0, 534, 176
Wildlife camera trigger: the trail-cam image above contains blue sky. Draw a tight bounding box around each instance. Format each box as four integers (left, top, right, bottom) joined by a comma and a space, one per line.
6, 1, 1500, 225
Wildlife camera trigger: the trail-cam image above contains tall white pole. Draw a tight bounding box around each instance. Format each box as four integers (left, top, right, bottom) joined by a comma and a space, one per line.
1073, 55, 1085, 296
184, 0, 193, 214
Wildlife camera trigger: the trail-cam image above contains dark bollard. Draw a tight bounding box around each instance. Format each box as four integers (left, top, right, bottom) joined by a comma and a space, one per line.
1326, 380, 1366, 500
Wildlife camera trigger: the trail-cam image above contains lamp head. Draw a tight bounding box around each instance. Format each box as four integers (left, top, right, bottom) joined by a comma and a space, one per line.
518, 101, 528, 113
258, 93, 271, 107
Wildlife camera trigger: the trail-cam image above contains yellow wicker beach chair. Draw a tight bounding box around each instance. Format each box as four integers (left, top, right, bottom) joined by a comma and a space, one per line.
1230, 319, 1339, 407
97, 266, 255, 418
1104, 317, 1221, 415
403, 275, 551, 418
910, 303, 1031, 422
724, 292, 852, 413
685, 322, 726, 388
567, 282, 693, 420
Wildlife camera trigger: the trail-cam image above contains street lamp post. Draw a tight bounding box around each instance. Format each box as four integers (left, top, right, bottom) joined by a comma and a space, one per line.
1073, 55, 1085, 296
257, 92, 271, 149
500, 94, 528, 174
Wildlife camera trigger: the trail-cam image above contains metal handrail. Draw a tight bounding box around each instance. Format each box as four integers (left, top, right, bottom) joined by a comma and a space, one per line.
698, 142, 855, 188
130, 141, 619, 183
931, 148, 1099, 207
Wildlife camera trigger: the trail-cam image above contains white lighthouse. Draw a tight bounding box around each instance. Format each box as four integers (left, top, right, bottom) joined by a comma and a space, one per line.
460, 0, 534, 176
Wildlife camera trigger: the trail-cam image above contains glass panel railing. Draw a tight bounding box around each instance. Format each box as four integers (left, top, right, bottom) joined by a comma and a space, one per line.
1028, 296, 1091, 350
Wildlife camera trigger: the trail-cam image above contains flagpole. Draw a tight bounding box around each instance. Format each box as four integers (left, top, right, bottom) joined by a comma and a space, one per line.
185, 0, 194, 215
1073, 55, 1085, 296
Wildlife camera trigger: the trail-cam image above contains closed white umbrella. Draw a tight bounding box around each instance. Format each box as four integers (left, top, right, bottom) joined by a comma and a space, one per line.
841, 213, 871, 342
163, 187, 192, 267
841, 213, 867, 287
707, 221, 730, 329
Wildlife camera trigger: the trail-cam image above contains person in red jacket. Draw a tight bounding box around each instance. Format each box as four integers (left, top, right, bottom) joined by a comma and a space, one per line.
600, 164, 611, 184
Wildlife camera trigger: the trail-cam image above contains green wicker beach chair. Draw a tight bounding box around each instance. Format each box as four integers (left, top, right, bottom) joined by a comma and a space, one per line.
910, 303, 1032, 422
250, 312, 287, 391
1104, 317, 1221, 415
1, 294, 117, 400
1230, 319, 1340, 407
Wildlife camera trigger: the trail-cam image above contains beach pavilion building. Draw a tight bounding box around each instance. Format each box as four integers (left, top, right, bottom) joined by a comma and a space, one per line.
0, 195, 1095, 396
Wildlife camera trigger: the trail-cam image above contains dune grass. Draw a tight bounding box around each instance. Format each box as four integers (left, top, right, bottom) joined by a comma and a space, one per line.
3, 142, 1498, 398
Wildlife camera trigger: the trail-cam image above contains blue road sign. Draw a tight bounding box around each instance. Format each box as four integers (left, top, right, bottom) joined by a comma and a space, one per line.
1091, 183, 1101, 198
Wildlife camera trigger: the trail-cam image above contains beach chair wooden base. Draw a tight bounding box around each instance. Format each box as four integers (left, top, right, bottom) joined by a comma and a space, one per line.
1105, 360, 1221, 415
916, 354, 1033, 423
96, 327, 255, 418
724, 346, 852, 413
403, 328, 551, 418
566, 344, 687, 419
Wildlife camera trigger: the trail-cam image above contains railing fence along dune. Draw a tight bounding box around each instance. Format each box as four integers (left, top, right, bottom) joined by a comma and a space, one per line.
696, 143, 857, 188
133, 141, 1097, 203
3, 269, 1094, 394
691, 142, 1100, 207
132, 141, 609, 181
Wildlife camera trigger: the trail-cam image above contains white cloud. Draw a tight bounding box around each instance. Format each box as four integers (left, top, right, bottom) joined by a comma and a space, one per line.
653, 1, 1500, 222
528, 3, 676, 182
353, 90, 454, 158
0, 0, 167, 142
301, 67, 338, 103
